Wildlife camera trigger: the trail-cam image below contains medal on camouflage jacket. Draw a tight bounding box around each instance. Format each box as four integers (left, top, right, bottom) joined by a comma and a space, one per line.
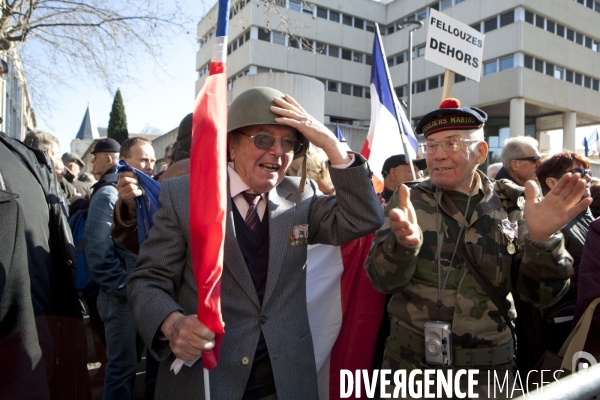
500, 219, 517, 254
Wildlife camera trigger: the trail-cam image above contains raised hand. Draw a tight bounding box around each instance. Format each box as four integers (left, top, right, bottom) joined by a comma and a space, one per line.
390, 184, 421, 247
270, 94, 350, 165
524, 173, 592, 242
160, 312, 215, 361
116, 171, 141, 215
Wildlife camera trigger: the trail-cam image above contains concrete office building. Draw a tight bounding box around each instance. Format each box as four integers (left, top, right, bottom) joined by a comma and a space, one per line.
195, 0, 600, 163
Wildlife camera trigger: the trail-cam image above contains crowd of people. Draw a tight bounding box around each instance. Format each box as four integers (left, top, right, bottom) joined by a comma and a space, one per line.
1, 89, 599, 400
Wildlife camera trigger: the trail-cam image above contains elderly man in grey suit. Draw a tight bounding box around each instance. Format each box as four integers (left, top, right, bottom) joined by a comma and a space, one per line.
127, 87, 384, 400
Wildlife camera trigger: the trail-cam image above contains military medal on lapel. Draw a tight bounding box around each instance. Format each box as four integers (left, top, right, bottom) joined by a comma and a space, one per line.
291, 225, 300, 246
290, 224, 309, 246
500, 219, 517, 254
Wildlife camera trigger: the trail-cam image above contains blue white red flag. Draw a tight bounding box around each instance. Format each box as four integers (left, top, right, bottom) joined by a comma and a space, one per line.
190, 0, 230, 371
335, 123, 346, 142
582, 129, 599, 156
361, 24, 418, 192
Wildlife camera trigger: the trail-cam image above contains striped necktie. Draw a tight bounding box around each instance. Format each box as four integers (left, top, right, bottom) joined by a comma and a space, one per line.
241, 191, 261, 232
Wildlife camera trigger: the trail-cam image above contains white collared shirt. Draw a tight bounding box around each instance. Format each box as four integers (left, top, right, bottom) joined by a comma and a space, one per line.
228, 154, 355, 220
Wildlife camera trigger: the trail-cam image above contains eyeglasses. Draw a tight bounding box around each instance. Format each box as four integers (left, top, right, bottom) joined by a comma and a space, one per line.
514, 156, 541, 163
424, 137, 479, 154
562, 167, 592, 178
237, 131, 303, 153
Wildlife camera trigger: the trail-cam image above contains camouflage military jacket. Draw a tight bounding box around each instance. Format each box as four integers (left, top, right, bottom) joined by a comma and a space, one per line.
365, 170, 574, 350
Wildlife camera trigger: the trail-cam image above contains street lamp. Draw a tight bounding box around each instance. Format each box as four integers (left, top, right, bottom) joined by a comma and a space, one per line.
397, 20, 423, 126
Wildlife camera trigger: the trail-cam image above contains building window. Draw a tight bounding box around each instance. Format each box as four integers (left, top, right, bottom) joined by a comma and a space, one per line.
387, 57, 395, 66
316, 7, 327, 19
353, 86, 363, 97
525, 10, 534, 24
566, 70, 574, 83
365, 89, 371, 99
500, 11, 514, 27
302, 4, 313, 15
327, 81, 339, 92
342, 48, 352, 60
288, 0, 300, 12
575, 32, 584, 45
593, 79, 599, 91
471, 22, 481, 32
554, 67, 564, 80
575, 73, 583, 85
342, 14, 352, 26
455, 74, 466, 83
272, 32, 286, 45
366, 22, 375, 32
413, 79, 426, 94
354, 18, 364, 29
315, 41, 326, 54
534, 59, 544, 73
500, 55, 514, 71
341, 83, 352, 95
556, 23, 565, 37
353, 52, 363, 63
329, 11, 339, 22
365, 55, 372, 65
545, 62, 554, 76
289, 38, 300, 48
440, 0, 452, 10
585, 76, 592, 88
387, 25, 395, 35
535, 15, 545, 29
328, 45, 339, 58
484, 17, 498, 33
584, 36, 593, 49
395, 86, 405, 98
546, 20, 555, 34
428, 76, 439, 90
258, 29, 270, 42
412, 45, 425, 59
484, 60, 497, 75
566, 28, 575, 41
416, 8, 428, 20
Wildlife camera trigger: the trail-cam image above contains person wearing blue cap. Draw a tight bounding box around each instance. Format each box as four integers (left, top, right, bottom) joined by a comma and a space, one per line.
365, 98, 591, 398
85, 137, 141, 399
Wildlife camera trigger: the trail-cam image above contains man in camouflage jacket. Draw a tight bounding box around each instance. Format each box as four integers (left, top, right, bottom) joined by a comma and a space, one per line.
365, 99, 591, 398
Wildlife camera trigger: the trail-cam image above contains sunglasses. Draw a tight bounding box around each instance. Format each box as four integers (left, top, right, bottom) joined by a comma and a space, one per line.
237, 131, 303, 153
562, 167, 592, 178
514, 156, 541, 163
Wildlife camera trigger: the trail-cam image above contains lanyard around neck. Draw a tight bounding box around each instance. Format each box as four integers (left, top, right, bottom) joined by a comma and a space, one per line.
435, 184, 474, 313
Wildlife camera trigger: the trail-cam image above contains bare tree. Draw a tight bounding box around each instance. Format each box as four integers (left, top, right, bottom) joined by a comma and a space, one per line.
0, 0, 201, 116
139, 123, 163, 135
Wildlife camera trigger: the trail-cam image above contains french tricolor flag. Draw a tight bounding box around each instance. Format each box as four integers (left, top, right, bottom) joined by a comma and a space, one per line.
190, 0, 229, 389
361, 24, 419, 192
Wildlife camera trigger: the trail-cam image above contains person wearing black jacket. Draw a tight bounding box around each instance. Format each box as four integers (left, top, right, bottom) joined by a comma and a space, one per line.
0, 132, 91, 400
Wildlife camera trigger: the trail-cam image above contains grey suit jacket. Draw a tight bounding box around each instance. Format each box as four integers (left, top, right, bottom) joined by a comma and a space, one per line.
127, 155, 383, 400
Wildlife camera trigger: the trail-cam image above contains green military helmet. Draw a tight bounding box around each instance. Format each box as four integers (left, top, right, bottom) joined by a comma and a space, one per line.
228, 87, 309, 160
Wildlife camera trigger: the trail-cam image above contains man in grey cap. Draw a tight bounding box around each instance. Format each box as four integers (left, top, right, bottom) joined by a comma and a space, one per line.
379, 154, 427, 205
85, 137, 141, 399
62, 152, 92, 200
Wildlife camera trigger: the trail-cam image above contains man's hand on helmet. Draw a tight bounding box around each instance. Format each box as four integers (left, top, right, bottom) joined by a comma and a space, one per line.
271, 94, 351, 165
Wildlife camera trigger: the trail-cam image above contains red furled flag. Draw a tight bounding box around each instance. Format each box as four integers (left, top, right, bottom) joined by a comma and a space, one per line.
190, 0, 230, 371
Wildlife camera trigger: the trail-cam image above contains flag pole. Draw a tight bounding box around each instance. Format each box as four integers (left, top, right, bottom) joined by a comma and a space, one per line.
197, 0, 231, 399
374, 23, 416, 181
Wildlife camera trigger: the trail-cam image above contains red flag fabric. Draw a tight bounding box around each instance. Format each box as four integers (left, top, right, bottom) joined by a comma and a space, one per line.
190, 66, 227, 370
